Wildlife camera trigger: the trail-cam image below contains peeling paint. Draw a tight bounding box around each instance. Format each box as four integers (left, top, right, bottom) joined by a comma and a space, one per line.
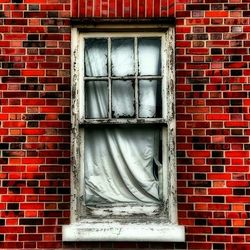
63, 218, 185, 242
66, 26, 179, 240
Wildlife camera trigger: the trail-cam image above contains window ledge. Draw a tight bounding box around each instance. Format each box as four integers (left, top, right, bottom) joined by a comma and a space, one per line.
62, 219, 185, 242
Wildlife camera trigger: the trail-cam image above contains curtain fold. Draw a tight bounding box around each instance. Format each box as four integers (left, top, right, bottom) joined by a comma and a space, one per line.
84, 37, 162, 206
84, 127, 161, 205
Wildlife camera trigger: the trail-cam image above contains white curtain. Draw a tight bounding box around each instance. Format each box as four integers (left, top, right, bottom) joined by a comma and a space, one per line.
84, 127, 161, 205
84, 37, 162, 206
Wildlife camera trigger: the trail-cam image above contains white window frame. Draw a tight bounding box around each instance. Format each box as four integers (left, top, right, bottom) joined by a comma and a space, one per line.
63, 24, 185, 242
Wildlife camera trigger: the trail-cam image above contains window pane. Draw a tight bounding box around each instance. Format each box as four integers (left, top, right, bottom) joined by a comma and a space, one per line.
84, 127, 161, 206
138, 38, 161, 76
111, 38, 134, 76
85, 38, 108, 77
85, 81, 108, 118
112, 80, 135, 118
139, 80, 162, 118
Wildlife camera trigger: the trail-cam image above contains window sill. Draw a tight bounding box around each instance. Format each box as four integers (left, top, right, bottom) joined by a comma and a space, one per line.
62, 219, 185, 242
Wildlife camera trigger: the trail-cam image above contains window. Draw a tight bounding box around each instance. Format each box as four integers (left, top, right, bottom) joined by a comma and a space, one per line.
63, 23, 184, 242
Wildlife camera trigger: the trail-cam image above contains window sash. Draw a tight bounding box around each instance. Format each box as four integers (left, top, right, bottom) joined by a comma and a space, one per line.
79, 125, 169, 218
77, 32, 169, 217
79, 32, 167, 122
70, 26, 176, 223
79, 118, 167, 125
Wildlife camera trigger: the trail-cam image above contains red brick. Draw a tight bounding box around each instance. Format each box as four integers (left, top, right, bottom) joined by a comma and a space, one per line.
22, 158, 45, 164
209, 235, 231, 242
139, 0, 145, 17
22, 70, 45, 77
205, 11, 228, 17
1, 195, 25, 202
2, 107, 26, 113
227, 196, 250, 203
208, 173, 231, 180
22, 99, 45, 105
225, 122, 248, 128
225, 151, 249, 158
206, 114, 230, 120
154, 0, 160, 17
209, 188, 232, 196
187, 151, 210, 157
206, 26, 230, 32
3, 122, 26, 128
22, 129, 45, 135
0, 0, 250, 249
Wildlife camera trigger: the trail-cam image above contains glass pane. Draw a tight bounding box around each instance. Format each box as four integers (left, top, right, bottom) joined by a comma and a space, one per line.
84, 126, 161, 206
85, 81, 108, 118
85, 38, 108, 77
112, 80, 135, 118
138, 38, 161, 76
139, 80, 162, 118
111, 38, 134, 76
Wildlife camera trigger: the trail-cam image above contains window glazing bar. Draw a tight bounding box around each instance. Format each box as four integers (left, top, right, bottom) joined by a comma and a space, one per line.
80, 118, 168, 125
108, 37, 112, 119
83, 76, 162, 80
134, 37, 139, 119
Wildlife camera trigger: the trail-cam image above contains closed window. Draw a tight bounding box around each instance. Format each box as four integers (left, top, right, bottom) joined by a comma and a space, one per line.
63, 24, 184, 242
83, 34, 164, 216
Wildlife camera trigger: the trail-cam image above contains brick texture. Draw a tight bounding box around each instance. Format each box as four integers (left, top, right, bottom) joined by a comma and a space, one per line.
72, 0, 174, 18
0, 0, 71, 249
0, 0, 250, 249
176, 2, 250, 250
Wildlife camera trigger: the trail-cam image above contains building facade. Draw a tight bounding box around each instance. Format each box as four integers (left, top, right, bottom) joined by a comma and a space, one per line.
0, 0, 250, 249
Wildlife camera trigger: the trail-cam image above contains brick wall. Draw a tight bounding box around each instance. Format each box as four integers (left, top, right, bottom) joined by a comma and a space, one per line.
0, 0, 71, 248
176, 2, 250, 249
0, 0, 250, 249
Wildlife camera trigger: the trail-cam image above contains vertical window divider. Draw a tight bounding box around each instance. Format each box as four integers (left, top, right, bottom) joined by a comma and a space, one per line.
80, 34, 85, 120
108, 37, 112, 118
134, 37, 139, 119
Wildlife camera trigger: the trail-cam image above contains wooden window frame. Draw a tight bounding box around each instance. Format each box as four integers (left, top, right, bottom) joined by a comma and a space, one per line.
63, 23, 185, 242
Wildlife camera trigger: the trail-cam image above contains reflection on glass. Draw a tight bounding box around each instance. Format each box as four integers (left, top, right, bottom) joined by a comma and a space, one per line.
85, 38, 108, 77
112, 80, 135, 118
85, 81, 108, 118
111, 38, 134, 76
139, 80, 162, 118
138, 38, 161, 76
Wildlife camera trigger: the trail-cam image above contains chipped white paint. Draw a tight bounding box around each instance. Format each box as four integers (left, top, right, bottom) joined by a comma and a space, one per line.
63, 219, 185, 242
165, 27, 178, 224
87, 204, 160, 217
70, 28, 80, 223
64, 25, 184, 242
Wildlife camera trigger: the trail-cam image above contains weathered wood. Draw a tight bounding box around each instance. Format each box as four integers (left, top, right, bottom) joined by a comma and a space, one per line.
66, 25, 182, 242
